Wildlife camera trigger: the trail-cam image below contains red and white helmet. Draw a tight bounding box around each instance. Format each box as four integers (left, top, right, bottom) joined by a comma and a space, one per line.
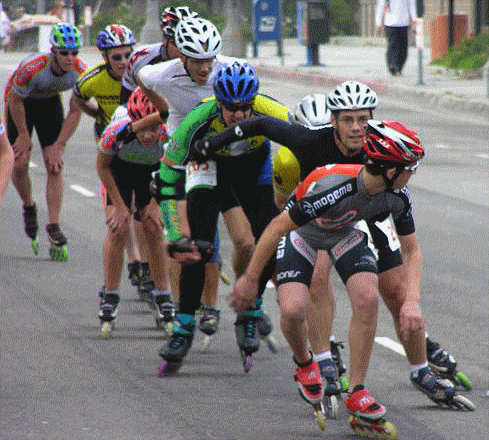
127, 87, 156, 121
160, 6, 198, 39
364, 120, 425, 168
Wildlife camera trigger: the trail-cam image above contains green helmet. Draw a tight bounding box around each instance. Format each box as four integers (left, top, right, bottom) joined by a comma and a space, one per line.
50, 23, 82, 50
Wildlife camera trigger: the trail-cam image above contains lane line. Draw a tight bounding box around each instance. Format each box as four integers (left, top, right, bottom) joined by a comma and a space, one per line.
375, 336, 406, 356
70, 184, 96, 197
29, 161, 38, 168
475, 153, 489, 159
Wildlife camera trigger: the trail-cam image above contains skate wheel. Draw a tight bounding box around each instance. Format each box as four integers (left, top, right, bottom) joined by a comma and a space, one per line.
325, 394, 339, 419
202, 335, 212, 353
31, 237, 39, 255
340, 376, 349, 393
313, 402, 326, 431
348, 416, 398, 440
243, 354, 253, 373
49, 245, 69, 262
101, 321, 112, 339
452, 394, 476, 411
219, 269, 231, 285
165, 321, 174, 337
158, 360, 182, 377
455, 371, 473, 391
264, 335, 278, 354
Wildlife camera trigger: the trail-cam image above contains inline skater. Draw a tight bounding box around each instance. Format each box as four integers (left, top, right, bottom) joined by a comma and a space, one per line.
96, 87, 199, 338
195, 81, 472, 393
228, 120, 474, 436
4, 23, 86, 260
153, 60, 290, 375
0, 116, 14, 205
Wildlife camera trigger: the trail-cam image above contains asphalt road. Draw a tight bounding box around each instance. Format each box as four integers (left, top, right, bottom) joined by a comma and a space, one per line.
0, 54, 488, 440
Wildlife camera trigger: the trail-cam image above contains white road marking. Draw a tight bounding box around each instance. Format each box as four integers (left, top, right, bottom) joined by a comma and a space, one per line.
70, 184, 95, 197
435, 144, 449, 149
375, 336, 406, 356
475, 153, 489, 159
29, 161, 38, 168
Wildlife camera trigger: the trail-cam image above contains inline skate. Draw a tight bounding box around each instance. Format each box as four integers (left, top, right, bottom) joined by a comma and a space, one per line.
256, 307, 278, 354
234, 306, 262, 373
23, 204, 39, 255
331, 340, 349, 392
318, 358, 342, 419
153, 290, 175, 336
98, 289, 120, 339
46, 223, 69, 261
346, 388, 397, 439
410, 366, 475, 410
294, 356, 326, 431
426, 336, 472, 391
158, 313, 195, 376
198, 306, 220, 352
127, 260, 142, 287
137, 263, 153, 304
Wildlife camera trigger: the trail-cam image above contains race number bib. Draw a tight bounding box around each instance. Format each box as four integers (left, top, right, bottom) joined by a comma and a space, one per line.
374, 217, 400, 251
185, 160, 217, 192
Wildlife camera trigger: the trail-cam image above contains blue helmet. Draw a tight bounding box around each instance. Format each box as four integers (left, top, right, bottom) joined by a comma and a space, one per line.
213, 61, 259, 104
50, 23, 82, 50
96, 25, 136, 51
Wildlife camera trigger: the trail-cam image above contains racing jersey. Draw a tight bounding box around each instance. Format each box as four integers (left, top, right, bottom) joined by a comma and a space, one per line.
120, 43, 168, 101
285, 164, 416, 249
73, 63, 122, 135
99, 117, 167, 166
5, 52, 86, 101
137, 54, 238, 134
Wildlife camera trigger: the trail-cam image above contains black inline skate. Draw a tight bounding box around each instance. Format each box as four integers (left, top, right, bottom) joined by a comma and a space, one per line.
256, 304, 278, 354
330, 340, 349, 392
137, 263, 153, 304
127, 260, 142, 286
46, 223, 69, 261
410, 366, 475, 410
426, 336, 472, 391
158, 313, 195, 376
198, 306, 220, 352
234, 306, 262, 373
23, 204, 39, 255
153, 290, 175, 336
98, 289, 120, 339
318, 358, 342, 419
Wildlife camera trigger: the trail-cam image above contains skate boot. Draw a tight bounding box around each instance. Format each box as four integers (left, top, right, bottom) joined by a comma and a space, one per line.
331, 340, 349, 392
127, 260, 142, 286
23, 204, 39, 255
426, 336, 472, 390
318, 358, 341, 419
346, 387, 397, 439
152, 290, 175, 336
256, 302, 278, 354
137, 263, 153, 304
158, 313, 195, 377
98, 290, 120, 339
198, 306, 220, 352
294, 356, 326, 431
234, 306, 262, 373
410, 366, 475, 410
46, 223, 69, 261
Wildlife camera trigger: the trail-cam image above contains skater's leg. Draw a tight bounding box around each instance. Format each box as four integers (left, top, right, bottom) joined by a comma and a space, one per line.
44, 160, 63, 225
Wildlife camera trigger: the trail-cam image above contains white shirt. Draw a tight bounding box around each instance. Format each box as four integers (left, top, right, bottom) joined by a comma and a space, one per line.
137, 54, 238, 134
375, 0, 417, 27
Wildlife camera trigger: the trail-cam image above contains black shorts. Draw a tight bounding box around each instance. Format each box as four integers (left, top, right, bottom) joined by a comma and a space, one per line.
7, 95, 64, 148
105, 157, 159, 218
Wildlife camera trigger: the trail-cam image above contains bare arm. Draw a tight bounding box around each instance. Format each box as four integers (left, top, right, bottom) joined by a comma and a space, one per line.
73, 93, 99, 118
138, 81, 169, 114
0, 122, 14, 205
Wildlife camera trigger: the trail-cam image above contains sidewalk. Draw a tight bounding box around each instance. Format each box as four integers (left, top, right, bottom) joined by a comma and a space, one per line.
246, 38, 489, 122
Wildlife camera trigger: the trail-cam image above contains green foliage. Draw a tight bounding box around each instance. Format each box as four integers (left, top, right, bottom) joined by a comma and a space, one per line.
329, 0, 359, 36
91, 2, 145, 45
432, 30, 489, 70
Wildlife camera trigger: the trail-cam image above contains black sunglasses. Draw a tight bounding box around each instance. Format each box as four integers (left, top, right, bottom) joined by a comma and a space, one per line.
58, 50, 79, 57
110, 51, 133, 61
221, 101, 253, 113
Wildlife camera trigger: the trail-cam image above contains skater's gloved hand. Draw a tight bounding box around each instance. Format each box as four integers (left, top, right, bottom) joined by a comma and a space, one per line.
150, 167, 184, 202
189, 139, 214, 164
167, 236, 202, 264
399, 299, 424, 341
228, 272, 259, 313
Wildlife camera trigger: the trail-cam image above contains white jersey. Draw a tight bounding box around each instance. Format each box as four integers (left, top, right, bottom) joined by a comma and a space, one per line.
137, 54, 238, 134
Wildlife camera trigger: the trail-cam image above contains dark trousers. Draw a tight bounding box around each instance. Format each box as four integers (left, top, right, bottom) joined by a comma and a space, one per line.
384, 25, 409, 74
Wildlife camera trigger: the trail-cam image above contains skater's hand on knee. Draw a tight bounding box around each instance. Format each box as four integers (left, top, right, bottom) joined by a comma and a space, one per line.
399, 300, 424, 341
167, 236, 201, 264
106, 206, 131, 233
44, 143, 64, 173
228, 274, 258, 313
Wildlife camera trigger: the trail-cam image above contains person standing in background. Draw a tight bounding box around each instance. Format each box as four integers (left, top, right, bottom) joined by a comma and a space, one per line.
375, 0, 417, 75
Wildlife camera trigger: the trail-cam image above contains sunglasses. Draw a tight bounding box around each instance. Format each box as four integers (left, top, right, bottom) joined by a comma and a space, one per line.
221, 101, 253, 113
57, 50, 79, 57
110, 51, 133, 61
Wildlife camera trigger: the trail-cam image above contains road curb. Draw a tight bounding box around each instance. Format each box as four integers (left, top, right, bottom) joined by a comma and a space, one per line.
256, 64, 489, 120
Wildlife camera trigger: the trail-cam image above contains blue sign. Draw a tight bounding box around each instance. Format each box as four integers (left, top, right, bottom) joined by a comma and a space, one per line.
252, 0, 282, 43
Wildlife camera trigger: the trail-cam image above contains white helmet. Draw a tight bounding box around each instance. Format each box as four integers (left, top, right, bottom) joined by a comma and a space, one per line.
294, 94, 331, 129
175, 17, 222, 59
327, 81, 378, 112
